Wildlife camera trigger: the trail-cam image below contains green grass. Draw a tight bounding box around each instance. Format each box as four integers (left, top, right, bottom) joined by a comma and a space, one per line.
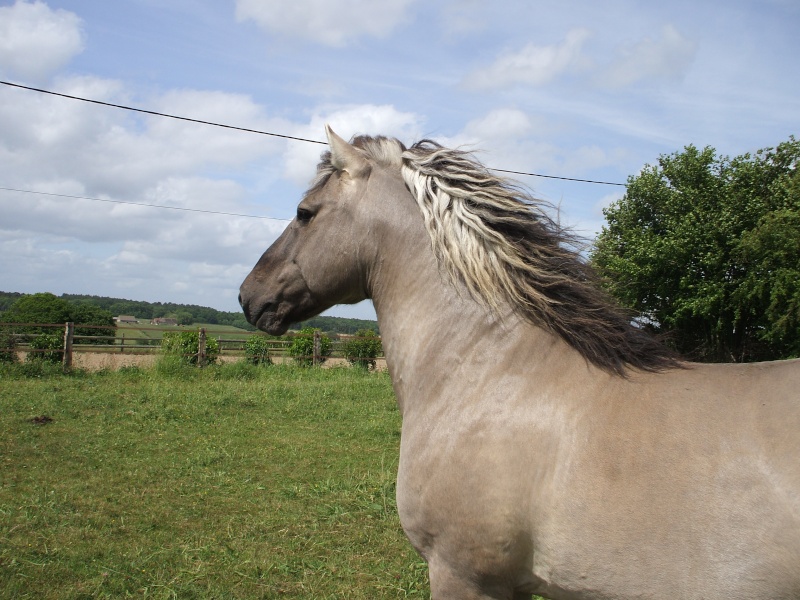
0, 363, 430, 599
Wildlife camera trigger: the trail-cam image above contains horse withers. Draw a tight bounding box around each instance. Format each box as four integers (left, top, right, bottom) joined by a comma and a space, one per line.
239, 126, 800, 600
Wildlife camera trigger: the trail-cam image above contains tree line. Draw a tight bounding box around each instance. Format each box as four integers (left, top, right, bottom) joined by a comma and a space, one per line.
0, 292, 379, 336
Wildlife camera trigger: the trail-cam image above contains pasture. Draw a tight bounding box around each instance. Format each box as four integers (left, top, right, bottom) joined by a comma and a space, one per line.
0, 363, 431, 599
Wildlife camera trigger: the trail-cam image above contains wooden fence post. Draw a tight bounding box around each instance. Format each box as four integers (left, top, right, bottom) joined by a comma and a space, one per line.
63, 321, 74, 369
198, 328, 207, 367
313, 330, 321, 367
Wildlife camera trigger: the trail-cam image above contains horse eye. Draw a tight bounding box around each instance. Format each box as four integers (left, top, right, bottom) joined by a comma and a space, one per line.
296, 208, 314, 223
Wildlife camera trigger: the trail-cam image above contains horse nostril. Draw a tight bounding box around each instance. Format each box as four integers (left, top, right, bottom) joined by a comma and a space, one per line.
238, 293, 244, 307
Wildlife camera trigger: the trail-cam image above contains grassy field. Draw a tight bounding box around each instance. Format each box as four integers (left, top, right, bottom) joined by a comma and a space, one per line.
0, 362, 430, 599
115, 323, 254, 346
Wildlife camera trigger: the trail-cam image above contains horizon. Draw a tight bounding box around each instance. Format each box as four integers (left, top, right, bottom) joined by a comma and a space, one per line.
1, 0, 797, 320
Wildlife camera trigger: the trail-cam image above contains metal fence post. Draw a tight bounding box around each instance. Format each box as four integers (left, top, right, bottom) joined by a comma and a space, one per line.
63, 321, 74, 369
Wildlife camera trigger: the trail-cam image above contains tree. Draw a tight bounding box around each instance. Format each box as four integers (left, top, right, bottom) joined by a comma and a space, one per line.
0, 329, 18, 364
1, 293, 72, 329
1, 293, 115, 345
343, 329, 383, 370
161, 330, 219, 365
592, 137, 800, 362
287, 328, 332, 366
243, 335, 273, 366
175, 310, 194, 326
70, 303, 115, 344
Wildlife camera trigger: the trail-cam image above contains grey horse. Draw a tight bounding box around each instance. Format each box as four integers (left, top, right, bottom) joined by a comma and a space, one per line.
240, 126, 800, 600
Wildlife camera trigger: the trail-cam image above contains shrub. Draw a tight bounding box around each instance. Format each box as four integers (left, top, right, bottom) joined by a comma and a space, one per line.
243, 335, 273, 366
0, 330, 19, 364
27, 332, 63, 364
161, 330, 219, 365
343, 329, 382, 370
287, 327, 332, 367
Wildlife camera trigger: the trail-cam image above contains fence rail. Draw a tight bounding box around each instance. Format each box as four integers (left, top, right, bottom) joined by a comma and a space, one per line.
0, 322, 383, 369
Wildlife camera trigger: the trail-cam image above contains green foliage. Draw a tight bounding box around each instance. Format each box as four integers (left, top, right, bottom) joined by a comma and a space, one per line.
175, 310, 194, 326
161, 330, 220, 365
288, 327, 332, 366
1, 292, 72, 331
0, 358, 75, 379
69, 302, 115, 344
0, 329, 19, 364
295, 315, 380, 335
27, 332, 64, 364
592, 136, 800, 361
0, 291, 381, 334
0, 293, 115, 344
343, 329, 383, 370
243, 334, 274, 366
0, 291, 24, 313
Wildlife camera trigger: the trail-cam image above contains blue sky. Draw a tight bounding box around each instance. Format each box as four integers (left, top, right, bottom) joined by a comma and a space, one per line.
0, 0, 797, 320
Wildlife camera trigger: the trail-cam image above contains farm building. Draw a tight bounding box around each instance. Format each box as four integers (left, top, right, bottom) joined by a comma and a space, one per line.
114, 315, 139, 323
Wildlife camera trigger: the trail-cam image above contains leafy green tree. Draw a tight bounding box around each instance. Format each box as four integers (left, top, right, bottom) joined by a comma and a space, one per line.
592, 137, 800, 362
161, 330, 219, 365
0, 292, 24, 313
175, 310, 194, 326
343, 329, 383, 370
27, 332, 63, 364
1, 293, 71, 329
70, 303, 115, 344
243, 335, 273, 366
1, 293, 115, 345
296, 315, 379, 335
287, 327, 332, 366
0, 330, 19, 364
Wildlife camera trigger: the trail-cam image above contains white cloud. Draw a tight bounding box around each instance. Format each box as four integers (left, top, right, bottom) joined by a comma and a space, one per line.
602, 25, 696, 88
282, 104, 424, 185
0, 1, 84, 80
235, 0, 418, 46
462, 108, 533, 141
0, 73, 292, 310
463, 28, 591, 90
0, 77, 286, 197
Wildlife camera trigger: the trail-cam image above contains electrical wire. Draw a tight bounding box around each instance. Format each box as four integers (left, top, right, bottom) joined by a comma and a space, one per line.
0, 80, 628, 187
0, 186, 292, 222
0, 81, 327, 146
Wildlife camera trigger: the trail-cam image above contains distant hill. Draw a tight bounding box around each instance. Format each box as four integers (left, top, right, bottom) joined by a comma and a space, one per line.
294, 315, 379, 335
0, 291, 378, 335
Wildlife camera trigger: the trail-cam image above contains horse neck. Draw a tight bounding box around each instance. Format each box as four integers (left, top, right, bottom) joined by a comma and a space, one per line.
368, 206, 588, 414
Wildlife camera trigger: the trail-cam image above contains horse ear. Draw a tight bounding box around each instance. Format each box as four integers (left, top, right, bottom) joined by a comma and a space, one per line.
325, 124, 370, 179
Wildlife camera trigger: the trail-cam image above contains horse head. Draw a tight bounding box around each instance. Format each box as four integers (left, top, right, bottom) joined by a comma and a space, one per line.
239, 126, 405, 334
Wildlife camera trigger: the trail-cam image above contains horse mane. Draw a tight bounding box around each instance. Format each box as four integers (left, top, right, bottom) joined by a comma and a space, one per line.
310, 135, 682, 376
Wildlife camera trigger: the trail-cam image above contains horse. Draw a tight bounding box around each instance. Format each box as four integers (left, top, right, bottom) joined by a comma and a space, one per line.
239, 126, 800, 600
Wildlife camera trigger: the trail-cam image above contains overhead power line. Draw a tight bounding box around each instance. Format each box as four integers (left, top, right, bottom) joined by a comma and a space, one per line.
0, 80, 327, 146
0, 186, 292, 222
0, 80, 627, 187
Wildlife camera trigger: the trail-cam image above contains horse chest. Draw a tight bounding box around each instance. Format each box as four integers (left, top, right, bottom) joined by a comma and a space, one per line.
394, 412, 542, 576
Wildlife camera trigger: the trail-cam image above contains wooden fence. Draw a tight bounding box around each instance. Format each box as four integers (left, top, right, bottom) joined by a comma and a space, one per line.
0, 322, 382, 369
